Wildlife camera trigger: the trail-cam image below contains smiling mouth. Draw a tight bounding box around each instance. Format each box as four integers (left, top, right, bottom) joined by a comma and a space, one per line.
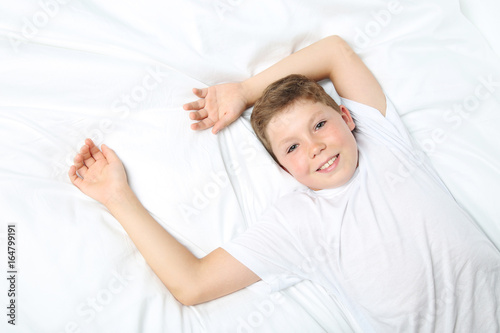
317, 154, 339, 171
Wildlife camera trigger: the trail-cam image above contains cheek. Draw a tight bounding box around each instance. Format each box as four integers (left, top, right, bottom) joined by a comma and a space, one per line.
334, 125, 355, 145
346, 131, 358, 149
288, 153, 308, 174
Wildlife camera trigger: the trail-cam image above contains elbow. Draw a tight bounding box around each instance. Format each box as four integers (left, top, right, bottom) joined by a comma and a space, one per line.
167, 281, 205, 306
173, 290, 201, 307
324, 35, 350, 50
320, 35, 350, 58
325, 34, 344, 44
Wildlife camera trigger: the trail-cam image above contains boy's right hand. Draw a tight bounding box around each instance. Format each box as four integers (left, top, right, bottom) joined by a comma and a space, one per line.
68, 138, 130, 208
183, 82, 249, 134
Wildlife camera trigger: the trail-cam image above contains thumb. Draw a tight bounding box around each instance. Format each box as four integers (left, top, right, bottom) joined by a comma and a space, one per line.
213, 114, 234, 134
101, 144, 120, 163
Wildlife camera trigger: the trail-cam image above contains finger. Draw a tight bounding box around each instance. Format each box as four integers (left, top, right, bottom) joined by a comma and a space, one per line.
79, 144, 95, 168
73, 154, 88, 177
189, 109, 208, 121
85, 138, 105, 161
191, 118, 215, 131
193, 87, 208, 98
68, 165, 83, 187
101, 144, 120, 163
183, 98, 205, 111
212, 113, 234, 134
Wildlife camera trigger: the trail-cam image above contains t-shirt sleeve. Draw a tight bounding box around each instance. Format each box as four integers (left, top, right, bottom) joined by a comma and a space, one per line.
222, 192, 318, 293
340, 95, 415, 150
340, 94, 450, 192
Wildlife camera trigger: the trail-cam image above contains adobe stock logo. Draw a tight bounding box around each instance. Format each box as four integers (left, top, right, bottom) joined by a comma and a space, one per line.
353, 0, 404, 49
178, 139, 258, 222
61, 267, 135, 333
236, 293, 286, 333
52, 65, 169, 181
110, 66, 169, 119
422, 74, 499, 156
213, 0, 244, 20
385, 75, 499, 192
8, 0, 75, 53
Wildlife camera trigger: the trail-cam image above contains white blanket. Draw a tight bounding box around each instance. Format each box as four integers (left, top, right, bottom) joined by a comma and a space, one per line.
1, 0, 499, 332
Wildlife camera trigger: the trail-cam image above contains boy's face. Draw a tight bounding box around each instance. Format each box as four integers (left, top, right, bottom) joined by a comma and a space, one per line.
267, 99, 358, 191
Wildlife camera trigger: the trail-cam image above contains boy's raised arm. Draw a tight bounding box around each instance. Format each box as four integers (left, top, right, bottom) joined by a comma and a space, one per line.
244, 35, 386, 115
184, 35, 386, 133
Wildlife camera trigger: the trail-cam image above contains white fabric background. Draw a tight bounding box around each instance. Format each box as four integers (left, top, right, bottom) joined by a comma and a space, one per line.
0, 0, 499, 332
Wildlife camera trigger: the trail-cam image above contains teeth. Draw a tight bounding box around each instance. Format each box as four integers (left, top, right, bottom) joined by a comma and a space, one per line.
319, 155, 337, 170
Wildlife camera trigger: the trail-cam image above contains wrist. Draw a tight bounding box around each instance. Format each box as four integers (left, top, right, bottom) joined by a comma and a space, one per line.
240, 79, 259, 107
104, 184, 137, 212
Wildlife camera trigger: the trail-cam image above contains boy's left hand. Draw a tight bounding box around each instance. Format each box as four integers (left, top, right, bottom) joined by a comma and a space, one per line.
68, 139, 129, 207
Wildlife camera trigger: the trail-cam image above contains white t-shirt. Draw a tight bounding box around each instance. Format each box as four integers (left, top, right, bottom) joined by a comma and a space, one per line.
222, 97, 500, 332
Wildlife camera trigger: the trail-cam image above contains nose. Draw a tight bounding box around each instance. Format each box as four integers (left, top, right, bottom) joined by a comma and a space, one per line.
308, 140, 326, 159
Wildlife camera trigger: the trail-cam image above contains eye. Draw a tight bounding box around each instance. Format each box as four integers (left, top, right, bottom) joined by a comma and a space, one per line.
315, 121, 326, 130
287, 144, 298, 154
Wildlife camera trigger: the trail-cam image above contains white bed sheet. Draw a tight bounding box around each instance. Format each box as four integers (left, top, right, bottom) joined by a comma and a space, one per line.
0, 0, 499, 332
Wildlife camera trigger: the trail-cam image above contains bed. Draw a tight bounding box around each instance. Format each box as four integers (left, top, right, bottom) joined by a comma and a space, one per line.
1, 0, 499, 332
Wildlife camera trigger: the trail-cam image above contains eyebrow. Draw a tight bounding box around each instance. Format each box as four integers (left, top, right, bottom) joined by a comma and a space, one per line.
277, 110, 325, 149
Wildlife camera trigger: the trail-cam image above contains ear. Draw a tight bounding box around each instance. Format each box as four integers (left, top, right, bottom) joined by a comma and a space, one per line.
339, 105, 356, 131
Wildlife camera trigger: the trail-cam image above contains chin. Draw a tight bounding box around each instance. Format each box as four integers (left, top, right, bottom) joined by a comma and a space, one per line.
309, 175, 353, 191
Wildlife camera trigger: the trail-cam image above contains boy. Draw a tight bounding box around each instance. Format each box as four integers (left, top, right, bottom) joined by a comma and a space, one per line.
69, 36, 500, 331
